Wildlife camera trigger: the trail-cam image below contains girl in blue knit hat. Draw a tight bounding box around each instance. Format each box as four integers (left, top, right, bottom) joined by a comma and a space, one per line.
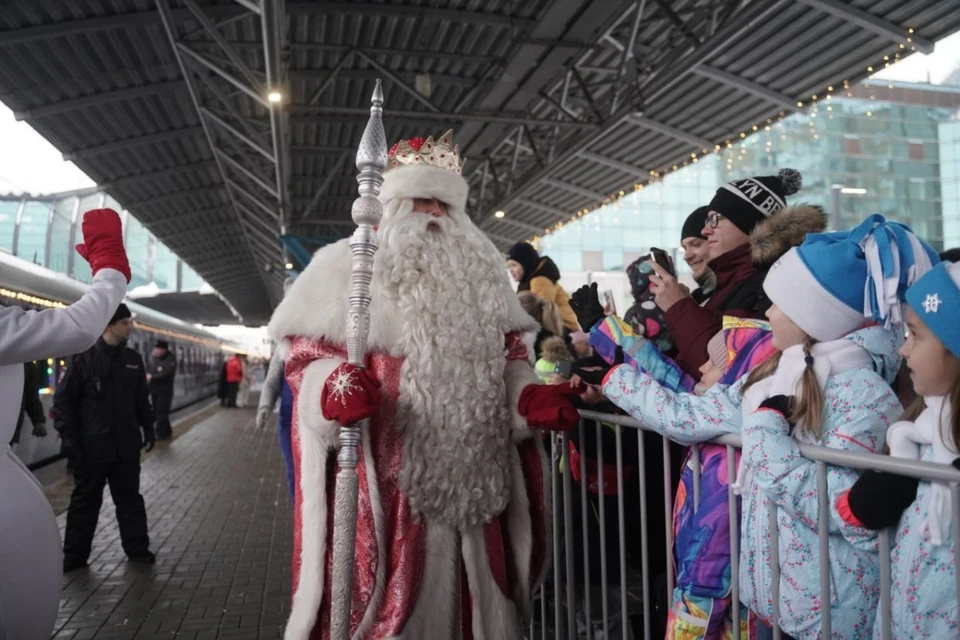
840, 260, 960, 639
576, 214, 938, 638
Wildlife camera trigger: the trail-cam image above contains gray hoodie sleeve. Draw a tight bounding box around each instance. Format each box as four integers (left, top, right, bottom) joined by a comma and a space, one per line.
258, 350, 284, 412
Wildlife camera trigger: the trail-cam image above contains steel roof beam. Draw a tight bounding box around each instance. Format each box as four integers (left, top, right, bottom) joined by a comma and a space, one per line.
307, 51, 354, 105
261, 0, 291, 238
354, 48, 440, 113
181, 0, 260, 89
284, 3, 535, 29
627, 114, 713, 150
201, 107, 275, 162
216, 149, 279, 200
489, 217, 542, 234
794, 0, 934, 54
61, 127, 201, 160
302, 153, 351, 219
542, 178, 605, 202
13, 80, 183, 120
228, 179, 279, 220
201, 41, 496, 65
290, 68, 481, 88
288, 108, 597, 130
155, 0, 271, 306
578, 150, 647, 178
178, 43, 268, 107
692, 65, 797, 111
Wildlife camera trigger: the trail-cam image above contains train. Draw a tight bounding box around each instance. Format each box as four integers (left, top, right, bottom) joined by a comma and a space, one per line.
1, 249, 246, 468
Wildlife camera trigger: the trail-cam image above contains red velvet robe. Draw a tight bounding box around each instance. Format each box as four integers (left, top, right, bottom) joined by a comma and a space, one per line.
284, 333, 548, 640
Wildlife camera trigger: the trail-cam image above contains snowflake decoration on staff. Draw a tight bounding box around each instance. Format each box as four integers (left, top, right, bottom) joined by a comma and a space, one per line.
922, 293, 942, 314
327, 367, 361, 406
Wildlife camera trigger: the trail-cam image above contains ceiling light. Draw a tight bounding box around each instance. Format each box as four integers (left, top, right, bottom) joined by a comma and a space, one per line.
494, 210, 506, 218
267, 91, 283, 104
284, 262, 294, 269
841, 187, 868, 195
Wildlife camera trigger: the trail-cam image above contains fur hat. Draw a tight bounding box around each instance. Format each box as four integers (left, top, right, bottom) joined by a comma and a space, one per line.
540, 335, 573, 363
378, 131, 468, 214
708, 168, 802, 235
750, 204, 828, 268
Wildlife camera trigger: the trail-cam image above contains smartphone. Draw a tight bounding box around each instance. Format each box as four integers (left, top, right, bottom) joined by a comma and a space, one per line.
554, 360, 574, 378
649, 247, 675, 277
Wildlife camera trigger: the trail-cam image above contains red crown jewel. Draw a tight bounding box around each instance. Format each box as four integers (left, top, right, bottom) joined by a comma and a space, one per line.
387, 130, 464, 175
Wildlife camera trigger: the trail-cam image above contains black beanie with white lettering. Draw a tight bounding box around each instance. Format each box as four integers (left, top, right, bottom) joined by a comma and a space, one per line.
708, 169, 802, 235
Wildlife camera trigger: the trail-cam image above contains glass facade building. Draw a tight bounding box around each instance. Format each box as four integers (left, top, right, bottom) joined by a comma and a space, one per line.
0, 187, 208, 291
539, 79, 960, 272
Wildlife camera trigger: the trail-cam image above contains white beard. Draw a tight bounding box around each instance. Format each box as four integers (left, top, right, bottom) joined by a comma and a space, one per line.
375, 200, 516, 530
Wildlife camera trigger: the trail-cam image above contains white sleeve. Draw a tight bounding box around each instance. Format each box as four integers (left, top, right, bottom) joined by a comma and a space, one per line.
0, 269, 127, 366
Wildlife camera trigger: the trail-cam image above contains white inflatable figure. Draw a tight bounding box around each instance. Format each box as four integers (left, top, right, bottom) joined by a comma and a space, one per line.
0, 208, 130, 640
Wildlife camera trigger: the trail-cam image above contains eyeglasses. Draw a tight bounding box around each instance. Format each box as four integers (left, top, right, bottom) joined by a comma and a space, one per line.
707, 211, 726, 228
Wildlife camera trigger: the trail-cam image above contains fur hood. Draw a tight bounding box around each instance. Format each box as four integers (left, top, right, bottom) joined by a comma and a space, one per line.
268, 238, 537, 351
750, 204, 827, 268
539, 335, 572, 363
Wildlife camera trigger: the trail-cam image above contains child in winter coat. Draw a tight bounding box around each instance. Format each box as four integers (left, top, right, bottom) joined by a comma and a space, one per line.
842, 260, 960, 638
579, 215, 938, 639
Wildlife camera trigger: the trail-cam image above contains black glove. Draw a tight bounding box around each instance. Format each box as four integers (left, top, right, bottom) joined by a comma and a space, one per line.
847, 470, 919, 530
953, 458, 960, 471
143, 431, 156, 453
60, 435, 81, 460
759, 395, 795, 425
570, 283, 605, 332
32, 422, 47, 438
573, 346, 624, 386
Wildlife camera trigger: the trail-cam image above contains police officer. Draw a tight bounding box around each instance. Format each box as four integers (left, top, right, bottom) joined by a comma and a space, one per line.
54, 303, 157, 572
147, 339, 177, 440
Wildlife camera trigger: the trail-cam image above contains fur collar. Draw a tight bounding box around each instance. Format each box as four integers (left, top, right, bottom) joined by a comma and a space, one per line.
751, 204, 827, 268
268, 237, 536, 350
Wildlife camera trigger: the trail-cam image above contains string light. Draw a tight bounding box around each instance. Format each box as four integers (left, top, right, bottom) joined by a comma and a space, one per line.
526, 41, 910, 244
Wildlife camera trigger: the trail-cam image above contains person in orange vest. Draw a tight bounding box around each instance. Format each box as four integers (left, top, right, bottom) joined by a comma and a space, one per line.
224, 354, 244, 408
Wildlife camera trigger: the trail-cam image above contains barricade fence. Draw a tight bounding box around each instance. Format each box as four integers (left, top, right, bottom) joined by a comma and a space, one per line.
526, 410, 960, 640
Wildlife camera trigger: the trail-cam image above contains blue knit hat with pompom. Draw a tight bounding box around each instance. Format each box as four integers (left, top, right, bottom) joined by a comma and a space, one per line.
763, 214, 939, 341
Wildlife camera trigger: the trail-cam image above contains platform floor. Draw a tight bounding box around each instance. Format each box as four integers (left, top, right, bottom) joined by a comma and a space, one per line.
45, 405, 293, 640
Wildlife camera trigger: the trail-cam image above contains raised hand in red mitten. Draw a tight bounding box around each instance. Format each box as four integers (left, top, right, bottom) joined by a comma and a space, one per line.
75, 208, 131, 282
321, 363, 381, 426
518, 382, 586, 432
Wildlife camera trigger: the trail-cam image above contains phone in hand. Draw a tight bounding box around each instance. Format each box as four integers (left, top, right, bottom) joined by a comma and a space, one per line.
554, 360, 574, 378
649, 247, 676, 277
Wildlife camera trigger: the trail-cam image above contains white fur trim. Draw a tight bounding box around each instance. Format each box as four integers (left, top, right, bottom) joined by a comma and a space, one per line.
393, 523, 461, 639
268, 237, 536, 351
763, 248, 867, 341
504, 447, 534, 614
285, 358, 342, 640
503, 359, 540, 442
520, 330, 537, 366
380, 164, 468, 213
461, 525, 526, 640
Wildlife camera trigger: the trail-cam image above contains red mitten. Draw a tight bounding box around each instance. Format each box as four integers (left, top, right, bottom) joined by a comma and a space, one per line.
320, 363, 381, 426
75, 208, 131, 282
518, 382, 585, 432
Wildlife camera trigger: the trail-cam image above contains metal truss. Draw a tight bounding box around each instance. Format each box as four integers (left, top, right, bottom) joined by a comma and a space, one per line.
470, 0, 800, 240
155, 0, 290, 297
795, 0, 934, 54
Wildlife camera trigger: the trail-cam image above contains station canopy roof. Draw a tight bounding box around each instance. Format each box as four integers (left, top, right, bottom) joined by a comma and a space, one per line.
0, 0, 957, 324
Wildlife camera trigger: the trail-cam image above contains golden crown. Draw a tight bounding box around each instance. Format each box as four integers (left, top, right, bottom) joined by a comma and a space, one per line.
387, 129, 464, 175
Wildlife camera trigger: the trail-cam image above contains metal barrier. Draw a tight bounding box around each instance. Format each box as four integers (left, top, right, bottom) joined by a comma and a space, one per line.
526, 410, 960, 640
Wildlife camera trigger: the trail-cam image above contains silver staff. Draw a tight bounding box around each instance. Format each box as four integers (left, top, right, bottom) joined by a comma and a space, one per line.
330, 80, 386, 640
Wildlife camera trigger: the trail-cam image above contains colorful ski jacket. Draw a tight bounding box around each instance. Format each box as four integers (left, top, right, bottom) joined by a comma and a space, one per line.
602, 326, 903, 638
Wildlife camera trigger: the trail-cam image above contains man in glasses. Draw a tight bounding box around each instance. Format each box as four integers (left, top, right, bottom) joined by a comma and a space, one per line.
647, 169, 817, 377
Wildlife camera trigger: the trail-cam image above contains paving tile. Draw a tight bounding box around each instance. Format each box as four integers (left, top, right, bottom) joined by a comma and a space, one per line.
48, 405, 292, 639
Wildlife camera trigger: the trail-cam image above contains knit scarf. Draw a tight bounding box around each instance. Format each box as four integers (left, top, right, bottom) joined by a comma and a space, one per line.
886, 396, 956, 545
732, 339, 874, 494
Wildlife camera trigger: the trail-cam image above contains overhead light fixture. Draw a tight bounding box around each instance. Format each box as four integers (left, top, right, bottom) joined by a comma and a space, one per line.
841, 187, 868, 195
267, 91, 283, 104
284, 262, 294, 269
494, 210, 506, 218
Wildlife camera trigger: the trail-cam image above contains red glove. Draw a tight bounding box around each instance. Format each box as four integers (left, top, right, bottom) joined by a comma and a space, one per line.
320, 363, 381, 426
518, 382, 585, 432
75, 208, 131, 282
